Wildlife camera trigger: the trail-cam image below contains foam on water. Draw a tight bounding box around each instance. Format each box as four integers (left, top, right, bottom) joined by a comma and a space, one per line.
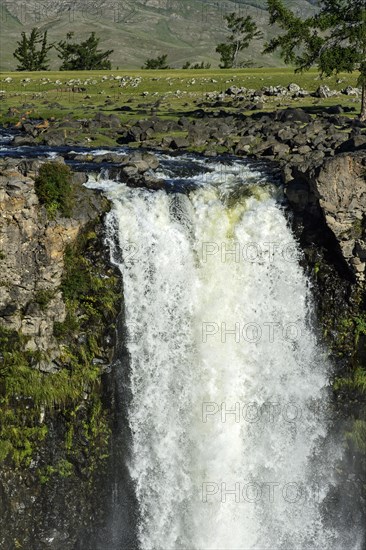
88, 158, 363, 550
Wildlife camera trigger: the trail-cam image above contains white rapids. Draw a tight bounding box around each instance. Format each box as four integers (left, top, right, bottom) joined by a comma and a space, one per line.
87, 157, 363, 550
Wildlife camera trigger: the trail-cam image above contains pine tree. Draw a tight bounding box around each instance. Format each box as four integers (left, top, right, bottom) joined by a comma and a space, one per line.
38, 32, 51, 70
265, 0, 366, 120
142, 54, 170, 70
13, 28, 51, 71
216, 13, 262, 69
57, 32, 113, 71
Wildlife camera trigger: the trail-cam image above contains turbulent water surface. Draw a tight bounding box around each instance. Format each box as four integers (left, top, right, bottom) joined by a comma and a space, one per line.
87, 155, 363, 550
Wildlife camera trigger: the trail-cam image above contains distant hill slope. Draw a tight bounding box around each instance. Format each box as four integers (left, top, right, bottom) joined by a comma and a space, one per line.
0, 0, 318, 71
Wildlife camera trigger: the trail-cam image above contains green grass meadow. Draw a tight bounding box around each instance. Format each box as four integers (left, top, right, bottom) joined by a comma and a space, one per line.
0, 68, 361, 128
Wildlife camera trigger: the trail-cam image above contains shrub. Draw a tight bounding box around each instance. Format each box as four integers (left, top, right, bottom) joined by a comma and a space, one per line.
34, 289, 55, 311
35, 162, 74, 218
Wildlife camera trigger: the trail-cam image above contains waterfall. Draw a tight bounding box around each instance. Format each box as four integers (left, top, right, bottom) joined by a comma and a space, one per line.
87, 157, 363, 550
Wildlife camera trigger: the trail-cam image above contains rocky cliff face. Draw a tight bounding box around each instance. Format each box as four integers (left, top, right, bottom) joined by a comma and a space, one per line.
285, 153, 366, 516
0, 159, 117, 366
286, 152, 366, 283
0, 158, 122, 549
1, 161, 76, 365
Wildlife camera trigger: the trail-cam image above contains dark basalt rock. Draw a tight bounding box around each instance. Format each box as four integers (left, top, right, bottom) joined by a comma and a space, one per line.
336, 135, 366, 153
286, 151, 366, 281
106, 151, 162, 188
41, 129, 67, 146
169, 136, 190, 149
12, 135, 37, 146
90, 112, 122, 129
276, 108, 313, 123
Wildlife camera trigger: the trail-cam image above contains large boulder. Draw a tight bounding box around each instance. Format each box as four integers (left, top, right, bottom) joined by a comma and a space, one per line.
41, 129, 66, 146
188, 126, 210, 147
342, 86, 361, 96
107, 152, 160, 183
169, 136, 190, 149
92, 112, 121, 129
12, 135, 37, 146
276, 108, 312, 124
314, 85, 338, 98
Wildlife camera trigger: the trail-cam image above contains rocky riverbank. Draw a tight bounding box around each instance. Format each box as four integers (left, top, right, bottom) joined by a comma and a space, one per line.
26, 104, 365, 281
10, 105, 366, 280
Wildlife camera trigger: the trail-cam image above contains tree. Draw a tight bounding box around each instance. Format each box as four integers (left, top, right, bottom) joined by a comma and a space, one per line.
265, 0, 366, 120
182, 61, 211, 69
57, 32, 113, 70
143, 54, 170, 70
13, 28, 52, 71
216, 13, 262, 69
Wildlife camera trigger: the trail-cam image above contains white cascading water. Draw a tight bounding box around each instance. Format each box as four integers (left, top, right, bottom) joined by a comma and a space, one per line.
87, 157, 363, 550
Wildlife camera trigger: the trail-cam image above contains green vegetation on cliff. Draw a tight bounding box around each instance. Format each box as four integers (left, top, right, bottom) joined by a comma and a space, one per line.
0, 219, 121, 477
35, 162, 75, 218
312, 267, 366, 485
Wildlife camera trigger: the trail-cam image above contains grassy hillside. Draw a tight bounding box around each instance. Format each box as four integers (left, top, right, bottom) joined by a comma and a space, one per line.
0, 0, 317, 71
